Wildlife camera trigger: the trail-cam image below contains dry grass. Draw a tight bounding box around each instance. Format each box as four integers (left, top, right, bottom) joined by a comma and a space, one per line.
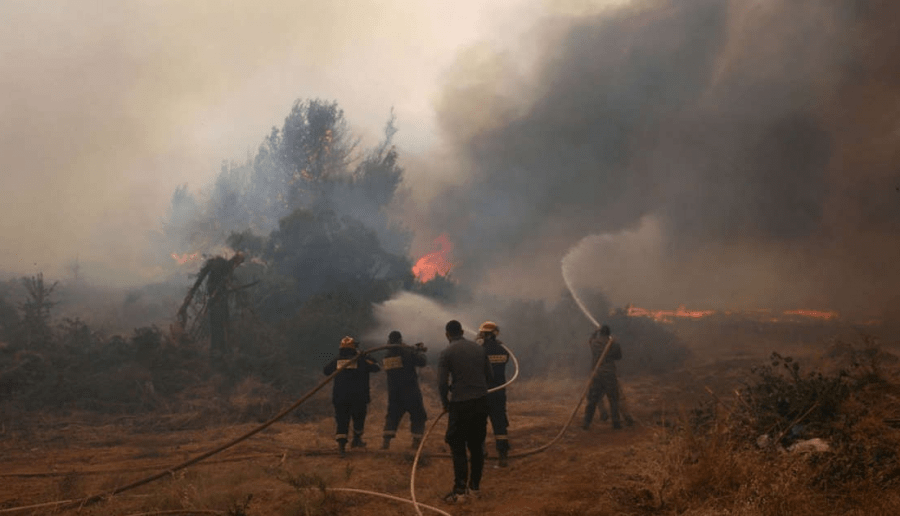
2, 330, 900, 515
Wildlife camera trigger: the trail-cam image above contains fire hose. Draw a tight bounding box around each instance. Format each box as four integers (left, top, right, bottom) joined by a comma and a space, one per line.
0, 345, 446, 515
408, 338, 612, 516
1, 337, 607, 516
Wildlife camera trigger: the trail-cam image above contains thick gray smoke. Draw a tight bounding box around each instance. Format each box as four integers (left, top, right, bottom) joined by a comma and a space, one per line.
418, 0, 900, 319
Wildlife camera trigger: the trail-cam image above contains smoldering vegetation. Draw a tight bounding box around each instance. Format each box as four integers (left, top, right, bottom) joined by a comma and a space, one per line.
1, 99, 416, 422
2, 0, 898, 422
2, 1, 900, 512
0, 92, 689, 427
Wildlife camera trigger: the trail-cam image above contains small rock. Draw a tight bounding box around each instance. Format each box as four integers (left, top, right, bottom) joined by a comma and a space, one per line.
787, 438, 830, 453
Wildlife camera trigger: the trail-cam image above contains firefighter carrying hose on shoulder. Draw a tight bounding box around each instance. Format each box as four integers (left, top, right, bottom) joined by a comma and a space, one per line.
323, 336, 381, 457
381, 330, 428, 450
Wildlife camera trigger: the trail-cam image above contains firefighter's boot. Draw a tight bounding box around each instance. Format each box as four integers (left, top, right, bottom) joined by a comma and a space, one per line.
381, 437, 391, 450
351, 435, 366, 449
498, 449, 509, 468
337, 439, 347, 458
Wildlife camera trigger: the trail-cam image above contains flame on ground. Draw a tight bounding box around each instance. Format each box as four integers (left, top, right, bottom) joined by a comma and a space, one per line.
782, 309, 839, 320
412, 234, 454, 282
622, 304, 840, 323
171, 252, 201, 265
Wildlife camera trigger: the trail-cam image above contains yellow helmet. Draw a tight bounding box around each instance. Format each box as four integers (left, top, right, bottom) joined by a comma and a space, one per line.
478, 321, 499, 336
340, 336, 358, 348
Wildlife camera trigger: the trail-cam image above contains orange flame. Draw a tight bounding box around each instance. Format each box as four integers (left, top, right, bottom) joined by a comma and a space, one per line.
622, 304, 839, 323
782, 309, 839, 320
171, 252, 201, 265
412, 234, 454, 282
624, 304, 715, 322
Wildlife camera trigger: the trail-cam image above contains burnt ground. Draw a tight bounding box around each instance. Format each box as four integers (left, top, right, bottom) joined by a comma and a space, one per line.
1, 322, 898, 515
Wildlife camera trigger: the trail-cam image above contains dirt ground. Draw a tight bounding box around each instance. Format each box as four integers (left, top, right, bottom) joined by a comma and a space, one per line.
1, 323, 896, 515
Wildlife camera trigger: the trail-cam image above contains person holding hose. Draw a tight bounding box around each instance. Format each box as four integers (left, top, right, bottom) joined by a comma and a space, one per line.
323, 336, 381, 457
381, 330, 429, 450
583, 324, 623, 430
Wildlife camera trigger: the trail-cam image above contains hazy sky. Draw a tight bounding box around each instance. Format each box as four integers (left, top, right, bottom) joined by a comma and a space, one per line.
0, 0, 573, 283
3, 0, 898, 320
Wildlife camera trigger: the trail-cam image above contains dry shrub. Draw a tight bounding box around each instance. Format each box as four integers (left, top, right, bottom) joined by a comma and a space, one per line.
660, 421, 826, 515
808, 379, 900, 490
228, 376, 288, 423
652, 344, 900, 516
276, 467, 359, 516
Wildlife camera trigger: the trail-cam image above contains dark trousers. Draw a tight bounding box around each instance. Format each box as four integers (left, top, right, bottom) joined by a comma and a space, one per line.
486, 390, 509, 453
445, 396, 489, 491
334, 401, 368, 441
383, 394, 427, 438
584, 373, 620, 426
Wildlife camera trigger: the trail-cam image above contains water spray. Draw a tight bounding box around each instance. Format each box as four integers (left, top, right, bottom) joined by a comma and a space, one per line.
562, 246, 601, 328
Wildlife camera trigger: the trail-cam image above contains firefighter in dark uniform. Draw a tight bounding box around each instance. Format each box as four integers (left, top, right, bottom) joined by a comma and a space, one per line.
598, 378, 635, 426
583, 324, 623, 430
381, 330, 429, 450
477, 321, 511, 467
323, 336, 381, 457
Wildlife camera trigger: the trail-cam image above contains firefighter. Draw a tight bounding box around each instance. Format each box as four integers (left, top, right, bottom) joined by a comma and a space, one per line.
583, 324, 623, 430
323, 336, 381, 457
477, 321, 511, 467
381, 330, 429, 450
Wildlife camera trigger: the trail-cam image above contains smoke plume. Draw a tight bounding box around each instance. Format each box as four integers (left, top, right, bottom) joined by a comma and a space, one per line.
415, 0, 900, 319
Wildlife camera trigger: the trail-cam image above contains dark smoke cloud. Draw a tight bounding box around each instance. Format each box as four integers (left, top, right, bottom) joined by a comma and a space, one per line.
421, 0, 900, 318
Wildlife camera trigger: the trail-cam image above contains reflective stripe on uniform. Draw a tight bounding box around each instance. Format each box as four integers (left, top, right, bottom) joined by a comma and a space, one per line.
488, 354, 508, 364
383, 356, 403, 370
336, 359, 358, 369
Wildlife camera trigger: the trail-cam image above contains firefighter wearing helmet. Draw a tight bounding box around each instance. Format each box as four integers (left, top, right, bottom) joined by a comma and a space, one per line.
478, 320, 512, 467
380, 330, 429, 450
323, 336, 381, 457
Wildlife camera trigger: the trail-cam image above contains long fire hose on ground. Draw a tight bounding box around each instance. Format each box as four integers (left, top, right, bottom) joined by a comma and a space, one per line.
0, 345, 395, 515
2, 337, 609, 516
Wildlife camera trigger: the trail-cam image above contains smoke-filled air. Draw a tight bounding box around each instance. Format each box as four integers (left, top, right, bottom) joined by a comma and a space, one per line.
423, 0, 900, 320
2, 1, 900, 513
